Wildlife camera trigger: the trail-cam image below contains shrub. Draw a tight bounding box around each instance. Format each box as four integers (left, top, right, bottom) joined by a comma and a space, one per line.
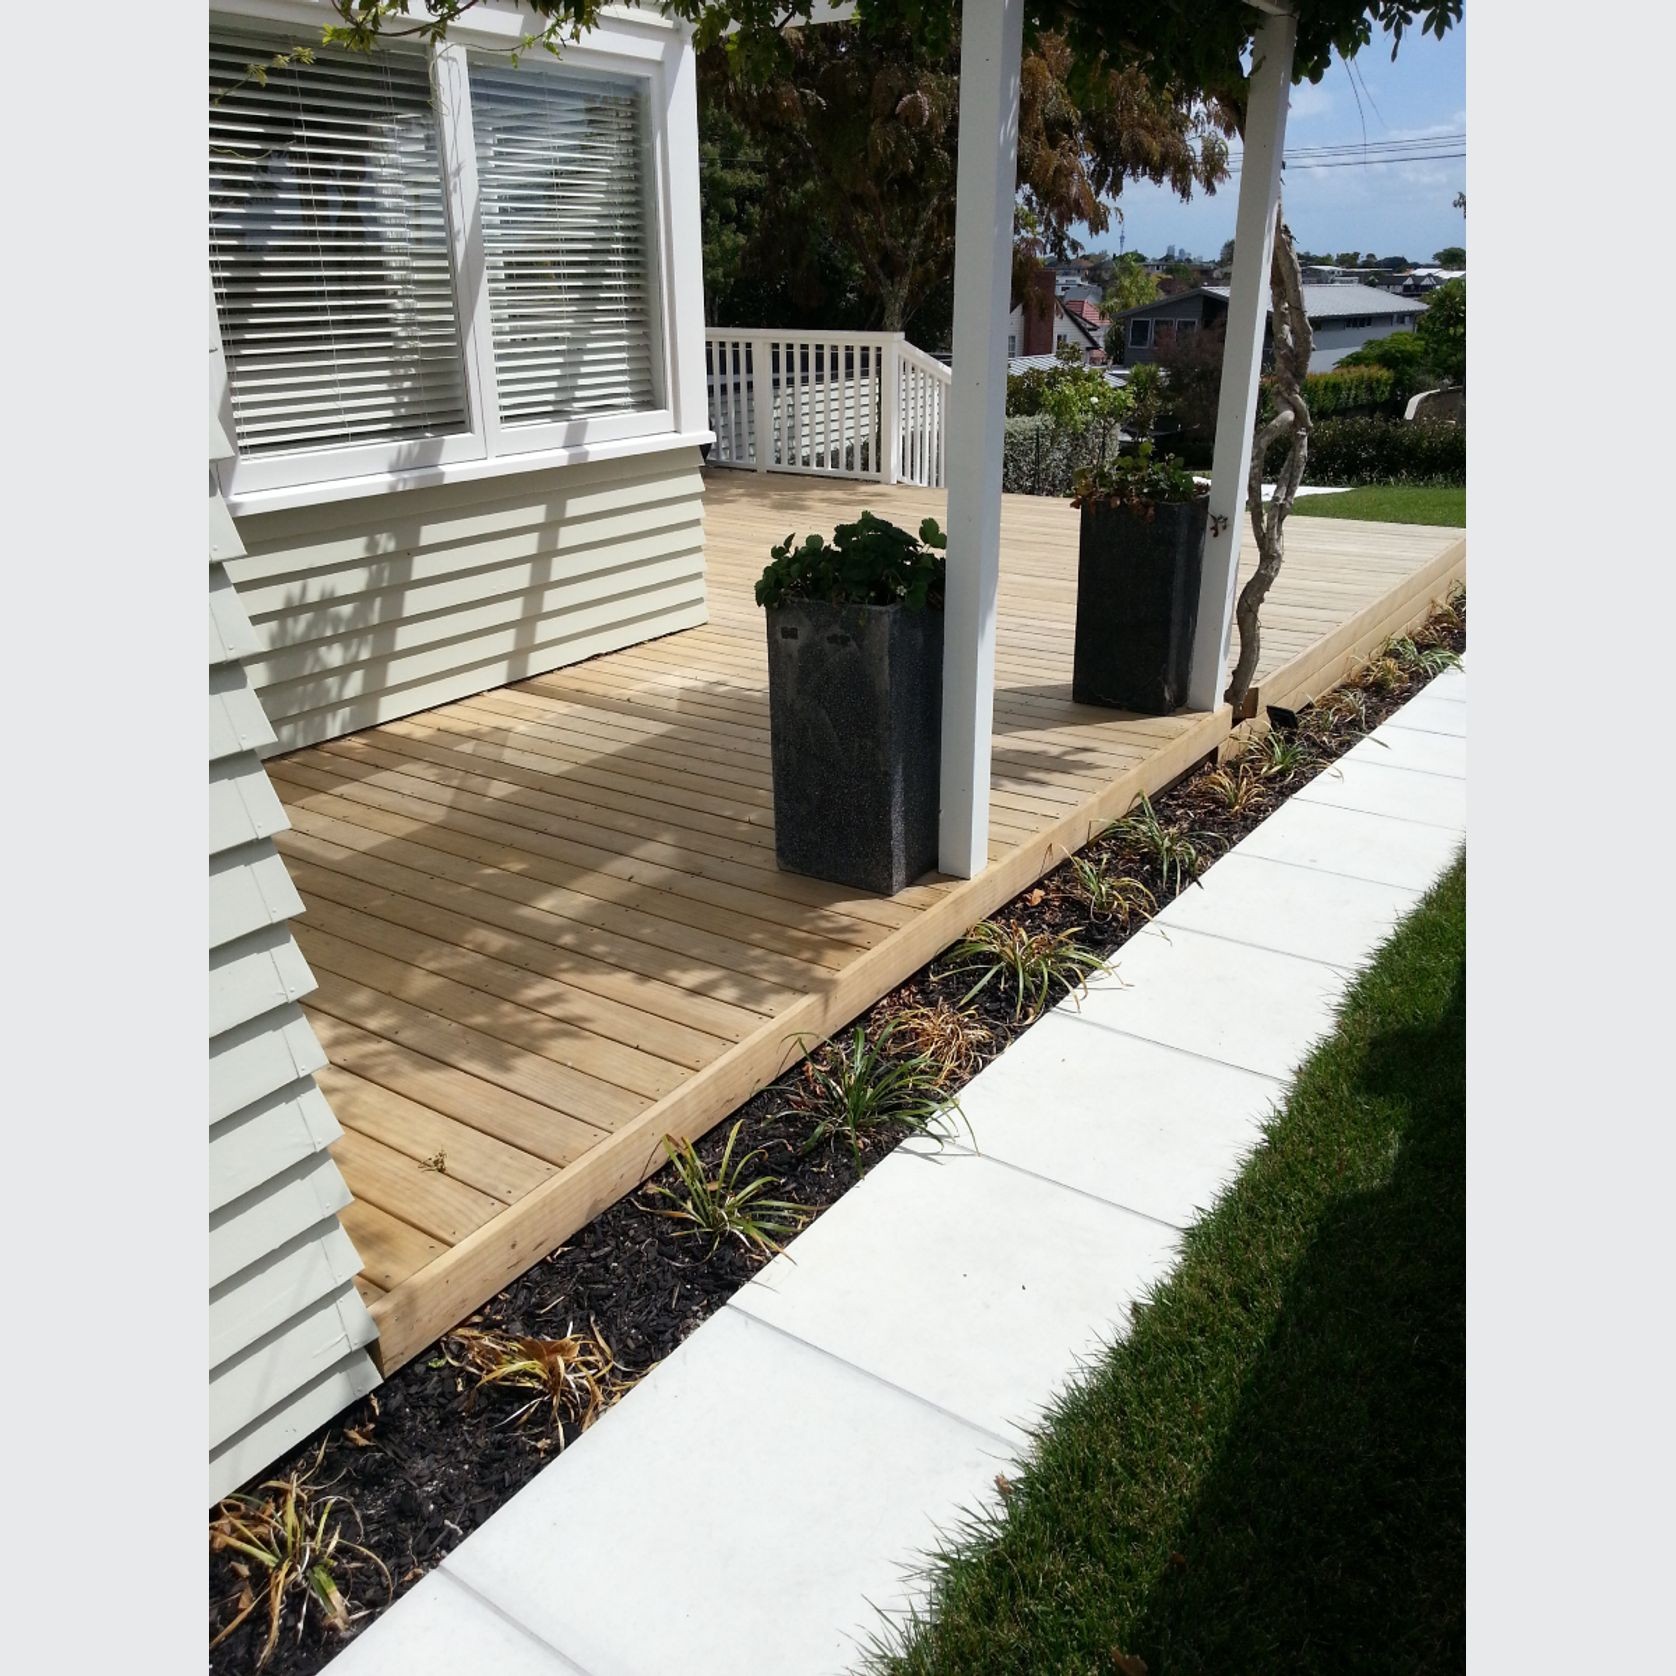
1335, 329, 1432, 405
1265, 416, 1465, 486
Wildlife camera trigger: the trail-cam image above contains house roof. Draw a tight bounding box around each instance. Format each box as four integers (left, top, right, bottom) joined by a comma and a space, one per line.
1061, 297, 1106, 326
1110, 283, 1424, 323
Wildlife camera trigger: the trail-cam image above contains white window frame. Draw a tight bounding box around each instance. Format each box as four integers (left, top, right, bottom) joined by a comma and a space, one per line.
1129, 318, 1153, 348
210, 0, 706, 511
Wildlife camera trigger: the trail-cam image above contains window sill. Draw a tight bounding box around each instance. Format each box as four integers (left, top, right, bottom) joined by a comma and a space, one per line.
222, 428, 717, 521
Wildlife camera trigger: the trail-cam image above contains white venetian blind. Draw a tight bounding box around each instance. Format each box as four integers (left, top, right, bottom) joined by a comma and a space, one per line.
208, 31, 469, 457
469, 61, 659, 425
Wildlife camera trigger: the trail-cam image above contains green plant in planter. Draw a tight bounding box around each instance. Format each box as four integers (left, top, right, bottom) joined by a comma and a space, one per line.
1071, 440, 1206, 515
754, 511, 947, 611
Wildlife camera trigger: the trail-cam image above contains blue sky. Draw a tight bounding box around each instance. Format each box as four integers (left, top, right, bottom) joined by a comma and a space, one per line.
1077, 20, 1466, 265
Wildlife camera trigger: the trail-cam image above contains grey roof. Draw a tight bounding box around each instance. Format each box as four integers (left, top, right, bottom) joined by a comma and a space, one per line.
1112, 283, 1423, 323
1007, 354, 1127, 384
1205, 282, 1424, 318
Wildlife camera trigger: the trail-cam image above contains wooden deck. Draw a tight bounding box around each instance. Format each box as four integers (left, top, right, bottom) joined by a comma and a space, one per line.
267, 474, 1466, 1371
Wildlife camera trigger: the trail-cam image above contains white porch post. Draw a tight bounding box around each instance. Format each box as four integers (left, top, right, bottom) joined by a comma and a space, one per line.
939, 0, 1025, 878
1185, 7, 1298, 712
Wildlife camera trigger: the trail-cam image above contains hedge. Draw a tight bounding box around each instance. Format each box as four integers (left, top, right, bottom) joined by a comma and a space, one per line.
1263, 416, 1465, 486
1002, 414, 1125, 497
1257, 365, 1397, 423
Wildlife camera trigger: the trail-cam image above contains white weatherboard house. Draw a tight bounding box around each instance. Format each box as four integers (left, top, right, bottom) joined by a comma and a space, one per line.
208, 0, 707, 1502
207, 0, 1356, 1509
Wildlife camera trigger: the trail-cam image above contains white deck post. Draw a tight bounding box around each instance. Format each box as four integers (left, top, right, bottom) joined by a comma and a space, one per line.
1185, 7, 1297, 713
880, 334, 903, 484
939, 0, 1024, 877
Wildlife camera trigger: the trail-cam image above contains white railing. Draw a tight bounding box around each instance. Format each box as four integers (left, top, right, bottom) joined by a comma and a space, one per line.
704, 329, 950, 489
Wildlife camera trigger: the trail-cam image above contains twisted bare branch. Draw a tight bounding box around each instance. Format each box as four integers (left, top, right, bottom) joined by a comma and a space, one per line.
1227, 214, 1313, 711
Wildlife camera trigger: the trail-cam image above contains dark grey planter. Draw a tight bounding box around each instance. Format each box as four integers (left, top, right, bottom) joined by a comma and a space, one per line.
764, 599, 944, 896
1072, 497, 1209, 713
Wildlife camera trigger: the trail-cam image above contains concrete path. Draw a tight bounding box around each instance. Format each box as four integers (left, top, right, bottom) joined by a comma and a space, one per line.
330, 664, 1467, 1676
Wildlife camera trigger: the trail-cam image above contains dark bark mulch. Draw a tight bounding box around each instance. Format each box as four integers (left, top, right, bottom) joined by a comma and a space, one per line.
209, 591, 1465, 1676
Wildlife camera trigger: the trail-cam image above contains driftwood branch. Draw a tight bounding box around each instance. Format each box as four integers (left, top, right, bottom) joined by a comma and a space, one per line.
1226, 213, 1313, 712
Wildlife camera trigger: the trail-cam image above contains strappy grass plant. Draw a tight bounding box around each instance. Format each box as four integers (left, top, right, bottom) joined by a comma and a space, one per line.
643, 1123, 806, 1256
941, 920, 1105, 1020
881, 997, 995, 1083
209, 1445, 390, 1668
1200, 763, 1267, 817
444, 1322, 621, 1439
1066, 854, 1157, 928
1105, 793, 1212, 897
1384, 632, 1462, 677
1250, 728, 1313, 781
785, 1022, 953, 1163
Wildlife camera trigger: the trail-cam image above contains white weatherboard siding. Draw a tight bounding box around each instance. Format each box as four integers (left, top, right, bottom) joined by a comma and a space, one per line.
226, 449, 708, 751
210, 486, 380, 1504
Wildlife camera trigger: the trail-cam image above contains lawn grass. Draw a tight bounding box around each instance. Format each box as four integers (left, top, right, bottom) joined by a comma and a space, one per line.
1293, 483, 1465, 525
872, 857, 1467, 1676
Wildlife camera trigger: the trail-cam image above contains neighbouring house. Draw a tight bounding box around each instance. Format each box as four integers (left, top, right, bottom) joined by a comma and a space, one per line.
207, 0, 708, 1502
1110, 282, 1423, 373
1008, 273, 1107, 364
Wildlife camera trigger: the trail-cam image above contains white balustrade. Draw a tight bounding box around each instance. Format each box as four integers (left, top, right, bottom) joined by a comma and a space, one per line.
702, 329, 950, 488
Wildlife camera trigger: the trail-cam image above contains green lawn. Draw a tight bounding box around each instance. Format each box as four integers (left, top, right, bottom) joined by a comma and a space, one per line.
873, 859, 1467, 1676
1293, 483, 1465, 525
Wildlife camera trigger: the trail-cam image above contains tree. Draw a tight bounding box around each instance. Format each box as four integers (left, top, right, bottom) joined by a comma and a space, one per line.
1332, 250, 1363, 268
1154, 319, 1227, 445
1433, 245, 1466, 267
699, 22, 1234, 334
1218, 238, 1237, 267
1104, 252, 1162, 314
1415, 277, 1466, 385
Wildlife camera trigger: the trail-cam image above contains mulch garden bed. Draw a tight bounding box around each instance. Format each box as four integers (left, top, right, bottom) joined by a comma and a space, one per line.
209, 590, 1466, 1675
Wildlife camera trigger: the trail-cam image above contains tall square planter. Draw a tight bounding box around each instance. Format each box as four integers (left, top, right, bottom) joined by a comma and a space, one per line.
1072, 498, 1209, 714
764, 599, 944, 896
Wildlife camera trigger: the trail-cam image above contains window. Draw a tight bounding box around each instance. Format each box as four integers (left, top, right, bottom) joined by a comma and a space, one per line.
1342, 315, 1374, 328
208, 30, 471, 462
470, 59, 659, 433
1130, 318, 1153, 348
1175, 319, 1198, 337
209, 16, 674, 499
1006, 334, 1017, 357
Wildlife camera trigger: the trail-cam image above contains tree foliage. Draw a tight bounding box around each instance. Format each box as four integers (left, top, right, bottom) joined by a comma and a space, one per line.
699, 22, 1233, 335
1104, 253, 1163, 314
1334, 329, 1432, 403
1416, 277, 1467, 385
1433, 245, 1466, 267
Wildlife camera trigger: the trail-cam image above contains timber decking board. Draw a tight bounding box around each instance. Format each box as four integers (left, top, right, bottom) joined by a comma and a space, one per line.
266, 473, 1464, 1371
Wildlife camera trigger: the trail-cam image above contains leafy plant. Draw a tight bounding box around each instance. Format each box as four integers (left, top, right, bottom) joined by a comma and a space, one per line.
940, 920, 1105, 1020
1066, 854, 1156, 926
880, 997, 995, 1082
1105, 792, 1212, 896
210, 1446, 390, 1668
755, 511, 946, 611
444, 1322, 621, 1439
1072, 440, 1206, 512
643, 1122, 806, 1255
785, 1022, 953, 1162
